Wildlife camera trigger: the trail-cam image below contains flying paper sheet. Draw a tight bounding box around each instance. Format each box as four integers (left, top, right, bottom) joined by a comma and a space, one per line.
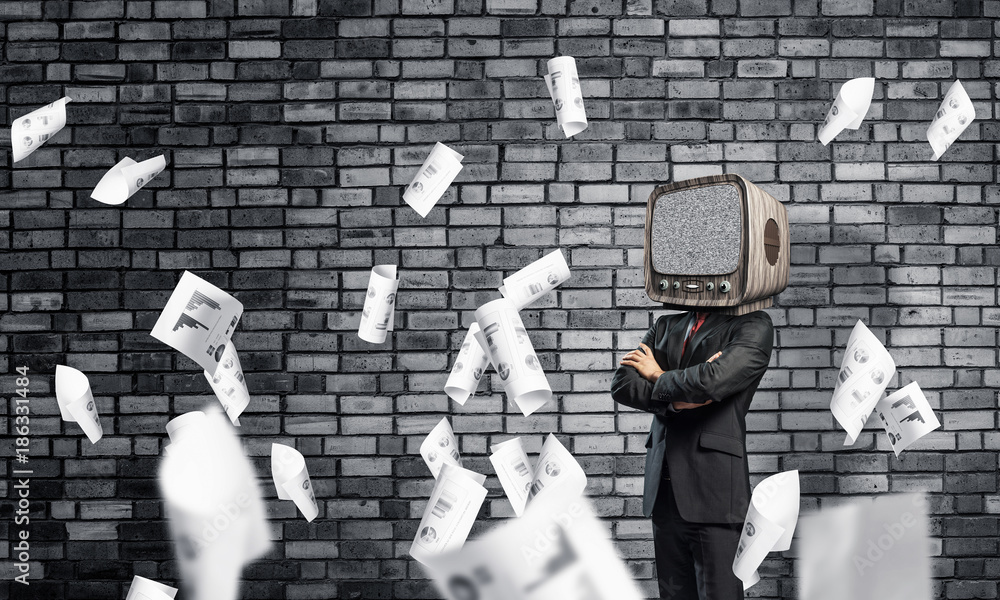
817, 77, 875, 145
159, 409, 270, 600
732, 470, 800, 589
474, 298, 552, 417
421, 489, 643, 600
54, 365, 103, 444
150, 271, 243, 375
126, 575, 178, 600
499, 249, 572, 310
402, 142, 464, 218
544, 56, 588, 138
798, 493, 932, 600
271, 443, 319, 522
358, 265, 399, 344
444, 323, 491, 405
527, 434, 587, 503
874, 382, 941, 458
489, 437, 534, 516
204, 343, 249, 426
11, 97, 71, 163
832, 321, 895, 446
927, 80, 976, 160
90, 155, 166, 205
420, 417, 463, 479
409, 462, 488, 565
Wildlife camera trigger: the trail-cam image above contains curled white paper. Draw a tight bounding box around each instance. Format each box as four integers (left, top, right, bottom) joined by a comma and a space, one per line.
420, 417, 462, 479
409, 462, 487, 565
817, 77, 874, 145
499, 249, 572, 310
444, 323, 491, 405
358, 265, 399, 344
832, 321, 895, 446
527, 434, 587, 503
126, 575, 178, 600
474, 298, 552, 416
271, 443, 319, 522
90, 155, 166, 205
150, 271, 243, 376
11, 97, 71, 163
159, 409, 270, 600
489, 437, 533, 516
403, 142, 464, 218
874, 382, 941, 458
733, 470, 800, 589
54, 365, 103, 444
204, 343, 249, 426
544, 56, 588, 138
927, 80, 975, 160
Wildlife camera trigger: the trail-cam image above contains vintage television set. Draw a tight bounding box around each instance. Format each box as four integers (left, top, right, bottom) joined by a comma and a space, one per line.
644, 174, 790, 316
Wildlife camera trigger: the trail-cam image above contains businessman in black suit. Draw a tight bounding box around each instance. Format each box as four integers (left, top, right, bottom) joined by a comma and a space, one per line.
612, 309, 774, 600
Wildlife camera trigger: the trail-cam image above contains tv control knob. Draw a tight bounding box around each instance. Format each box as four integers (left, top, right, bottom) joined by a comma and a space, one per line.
720, 281, 731, 293
659, 279, 669, 290
672, 281, 680, 290
706, 282, 715, 291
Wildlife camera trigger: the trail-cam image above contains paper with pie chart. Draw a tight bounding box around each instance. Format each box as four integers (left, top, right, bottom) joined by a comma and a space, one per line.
499, 249, 572, 310
204, 342, 249, 426
358, 265, 398, 344
474, 298, 552, 417
55, 365, 103, 444
151, 271, 243, 375
525, 434, 587, 505
90, 155, 166, 205
444, 323, 491, 405
831, 320, 895, 446
159, 409, 270, 600
873, 382, 941, 458
420, 417, 463, 479
927, 79, 975, 160
409, 462, 488, 565
489, 437, 534, 516
544, 56, 587, 138
271, 443, 319, 522
817, 77, 875, 145
11, 97, 71, 163
732, 470, 800, 590
402, 142, 464, 218
126, 575, 178, 600
421, 489, 643, 600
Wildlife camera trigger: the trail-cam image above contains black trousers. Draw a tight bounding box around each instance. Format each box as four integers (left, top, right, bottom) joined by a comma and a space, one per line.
651, 473, 744, 600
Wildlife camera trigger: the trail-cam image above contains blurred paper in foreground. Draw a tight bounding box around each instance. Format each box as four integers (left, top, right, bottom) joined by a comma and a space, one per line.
54, 365, 103, 444
90, 155, 166, 205
11, 97, 71, 163
150, 271, 243, 375
732, 470, 800, 589
798, 493, 931, 600
832, 320, 895, 446
409, 463, 487, 565
423, 489, 642, 600
271, 443, 319, 522
159, 410, 270, 600
927, 80, 975, 160
817, 78, 874, 145
444, 323, 491, 405
125, 575, 178, 600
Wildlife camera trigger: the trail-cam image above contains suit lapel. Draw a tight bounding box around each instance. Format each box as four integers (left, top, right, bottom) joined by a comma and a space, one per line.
681, 313, 729, 368
666, 312, 695, 370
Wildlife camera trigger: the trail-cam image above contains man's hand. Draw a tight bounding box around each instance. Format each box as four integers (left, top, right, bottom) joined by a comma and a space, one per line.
620, 343, 663, 383
672, 351, 722, 411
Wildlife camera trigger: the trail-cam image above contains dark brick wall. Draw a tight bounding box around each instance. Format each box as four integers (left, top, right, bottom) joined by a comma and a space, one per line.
1, 0, 999, 598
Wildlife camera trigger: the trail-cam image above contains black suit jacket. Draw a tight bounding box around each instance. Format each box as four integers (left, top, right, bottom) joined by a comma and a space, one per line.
611, 311, 774, 523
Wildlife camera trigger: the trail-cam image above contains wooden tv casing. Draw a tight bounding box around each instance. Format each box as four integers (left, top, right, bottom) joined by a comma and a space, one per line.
644, 174, 790, 316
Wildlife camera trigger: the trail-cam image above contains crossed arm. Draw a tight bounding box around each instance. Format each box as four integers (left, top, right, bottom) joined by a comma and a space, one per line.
611, 314, 774, 417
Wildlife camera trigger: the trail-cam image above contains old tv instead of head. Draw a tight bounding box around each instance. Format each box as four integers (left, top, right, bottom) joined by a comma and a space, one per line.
644, 174, 789, 316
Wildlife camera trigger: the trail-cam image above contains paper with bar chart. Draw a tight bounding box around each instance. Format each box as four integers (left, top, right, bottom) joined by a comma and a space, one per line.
831, 321, 895, 446
499, 249, 572, 310
204, 342, 249, 426
402, 142, 464, 217
151, 271, 244, 375
544, 56, 588, 138
409, 462, 488, 565
873, 382, 940, 457
489, 437, 534, 516
444, 323, 491, 405
474, 298, 552, 416
420, 417, 463, 479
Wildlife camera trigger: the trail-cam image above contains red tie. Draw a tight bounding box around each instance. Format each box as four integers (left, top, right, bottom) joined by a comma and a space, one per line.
681, 312, 709, 358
